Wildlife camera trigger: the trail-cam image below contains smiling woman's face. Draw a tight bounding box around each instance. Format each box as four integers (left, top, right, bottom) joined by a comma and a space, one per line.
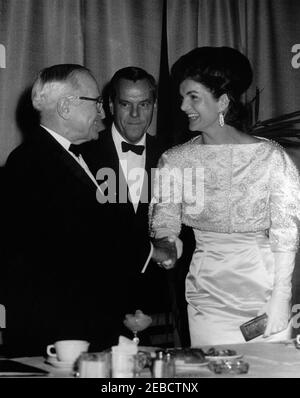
179, 78, 221, 132
110, 78, 155, 143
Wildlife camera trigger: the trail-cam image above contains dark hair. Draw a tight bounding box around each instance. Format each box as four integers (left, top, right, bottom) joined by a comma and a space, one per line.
171, 47, 253, 131
37, 64, 93, 86
109, 66, 157, 102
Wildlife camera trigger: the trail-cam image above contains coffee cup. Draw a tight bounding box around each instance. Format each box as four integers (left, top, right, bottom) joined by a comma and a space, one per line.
46, 339, 90, 363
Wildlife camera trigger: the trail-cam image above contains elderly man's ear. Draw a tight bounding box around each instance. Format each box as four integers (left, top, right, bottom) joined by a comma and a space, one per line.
57, 97, 72, 120
98, 102, 106, 120
108, 99, 114, 116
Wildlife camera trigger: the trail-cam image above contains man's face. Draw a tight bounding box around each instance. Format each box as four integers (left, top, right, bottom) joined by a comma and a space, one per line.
68, 73, 102, 144
110, 78, 155, 144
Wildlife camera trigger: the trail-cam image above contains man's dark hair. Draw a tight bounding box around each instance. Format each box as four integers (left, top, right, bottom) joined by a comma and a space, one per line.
109, 66, 157, 102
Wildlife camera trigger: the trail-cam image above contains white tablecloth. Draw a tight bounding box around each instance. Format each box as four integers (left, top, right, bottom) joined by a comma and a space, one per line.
7, 341, 300, 378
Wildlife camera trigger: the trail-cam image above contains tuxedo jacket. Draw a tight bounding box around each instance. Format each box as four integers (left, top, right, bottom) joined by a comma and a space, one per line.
3, 127, 150, 355
80, 128, 170, 314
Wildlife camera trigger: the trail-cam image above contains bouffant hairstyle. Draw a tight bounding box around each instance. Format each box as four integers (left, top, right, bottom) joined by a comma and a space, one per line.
171, 47, 253, 131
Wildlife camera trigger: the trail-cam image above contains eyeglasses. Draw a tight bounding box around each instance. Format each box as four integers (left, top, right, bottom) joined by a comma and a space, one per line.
74, 96, 103, 113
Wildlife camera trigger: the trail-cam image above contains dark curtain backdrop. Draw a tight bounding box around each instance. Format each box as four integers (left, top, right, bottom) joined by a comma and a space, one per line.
0, 0, 164, 164
0, 0, 300, 164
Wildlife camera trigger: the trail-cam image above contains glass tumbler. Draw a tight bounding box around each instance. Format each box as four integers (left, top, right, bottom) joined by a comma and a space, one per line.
78, 352, 111, 378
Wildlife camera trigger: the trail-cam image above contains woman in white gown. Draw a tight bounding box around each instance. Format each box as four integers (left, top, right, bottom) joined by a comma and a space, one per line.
150, 47, 300, 346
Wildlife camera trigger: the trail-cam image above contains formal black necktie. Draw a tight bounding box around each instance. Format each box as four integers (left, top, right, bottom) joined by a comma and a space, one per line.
121, 141, 145, 155
69, 144, 82, 158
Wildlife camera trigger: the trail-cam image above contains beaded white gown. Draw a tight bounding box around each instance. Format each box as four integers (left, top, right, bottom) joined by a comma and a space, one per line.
150, 136, 300, 346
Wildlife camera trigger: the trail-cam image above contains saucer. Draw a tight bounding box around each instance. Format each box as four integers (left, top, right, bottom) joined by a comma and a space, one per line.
138, 346, 161, 358
205, 354, 243, 361
176, 362, 209, 373
45, 356, 74, 369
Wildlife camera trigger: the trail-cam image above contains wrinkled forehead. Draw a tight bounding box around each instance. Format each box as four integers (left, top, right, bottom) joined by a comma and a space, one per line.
75, 72, 100, 95
33, 70, 99, 97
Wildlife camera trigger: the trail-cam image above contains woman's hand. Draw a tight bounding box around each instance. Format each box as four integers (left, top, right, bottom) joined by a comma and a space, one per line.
258, 295, 290, 337
260, 252, 295, 337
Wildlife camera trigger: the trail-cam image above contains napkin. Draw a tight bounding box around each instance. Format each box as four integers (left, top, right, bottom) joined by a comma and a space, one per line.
0, 360, 48, 376
112, 336, 138, 355
111, 336, 138, 377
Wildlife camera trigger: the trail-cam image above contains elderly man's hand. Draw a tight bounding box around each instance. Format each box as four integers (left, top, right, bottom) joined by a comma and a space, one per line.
152, 236, 178, 270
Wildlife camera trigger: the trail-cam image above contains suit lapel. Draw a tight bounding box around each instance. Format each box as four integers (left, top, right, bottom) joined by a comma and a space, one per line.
36, 127, 97, 193
137, 134, 158, 212
101, 129, 120, 172
57, 147, 97, 191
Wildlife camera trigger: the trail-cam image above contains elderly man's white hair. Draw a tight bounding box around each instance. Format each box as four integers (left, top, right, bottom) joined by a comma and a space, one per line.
31, 64, 93, 112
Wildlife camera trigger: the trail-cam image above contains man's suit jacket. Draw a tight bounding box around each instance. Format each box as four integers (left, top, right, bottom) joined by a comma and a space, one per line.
3, 127, 150, 355
81, 128, 170, 315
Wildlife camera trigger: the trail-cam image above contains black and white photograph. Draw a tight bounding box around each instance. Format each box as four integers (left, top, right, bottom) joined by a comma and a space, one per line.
0, 0, 300, 382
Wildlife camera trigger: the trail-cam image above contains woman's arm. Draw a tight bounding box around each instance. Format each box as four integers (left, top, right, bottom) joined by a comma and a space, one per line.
263, 146, 300, 336
149, 152, 183, 239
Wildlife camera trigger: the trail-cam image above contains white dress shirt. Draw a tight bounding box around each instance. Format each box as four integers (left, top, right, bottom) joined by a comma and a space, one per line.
111, 123, 146, 212
112, 124, 155, 271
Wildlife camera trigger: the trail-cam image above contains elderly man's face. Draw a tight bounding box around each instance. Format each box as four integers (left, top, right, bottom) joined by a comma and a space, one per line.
110, 78, 155, 144
68, 73, 102, 144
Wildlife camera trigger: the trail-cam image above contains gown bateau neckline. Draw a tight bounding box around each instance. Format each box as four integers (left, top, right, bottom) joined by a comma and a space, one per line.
191, 135, 267, 147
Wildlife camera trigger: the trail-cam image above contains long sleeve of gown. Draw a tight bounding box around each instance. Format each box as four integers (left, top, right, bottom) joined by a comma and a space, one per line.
149, 153, 183, 239
268, 147, 300, 304
269, 147, 300, 252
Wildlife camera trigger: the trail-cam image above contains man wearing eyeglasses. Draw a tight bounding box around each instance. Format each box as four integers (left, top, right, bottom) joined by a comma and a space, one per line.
2, 64, 126, 355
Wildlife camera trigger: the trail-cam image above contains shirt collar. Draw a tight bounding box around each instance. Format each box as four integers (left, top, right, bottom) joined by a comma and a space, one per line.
41, 124, 72, 151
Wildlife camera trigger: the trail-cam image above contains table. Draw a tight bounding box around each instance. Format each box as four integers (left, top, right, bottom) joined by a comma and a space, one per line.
186, 341, 300, 378
5, 356, 73, 378
7, 341, 300, 378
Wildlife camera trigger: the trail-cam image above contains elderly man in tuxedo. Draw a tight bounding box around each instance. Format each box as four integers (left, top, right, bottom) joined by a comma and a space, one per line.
80, 67, 180, 340
3, 64, 177, 356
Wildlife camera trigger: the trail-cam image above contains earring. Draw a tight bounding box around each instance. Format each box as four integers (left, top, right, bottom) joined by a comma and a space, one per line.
219, 112, 225, 127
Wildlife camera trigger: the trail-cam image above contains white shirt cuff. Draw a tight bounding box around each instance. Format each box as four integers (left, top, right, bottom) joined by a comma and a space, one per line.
140, 242, 153, 273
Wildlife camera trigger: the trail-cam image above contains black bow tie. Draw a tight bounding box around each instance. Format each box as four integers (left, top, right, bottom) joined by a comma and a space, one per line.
69, 144, 82, 158
121, 141, 145, 155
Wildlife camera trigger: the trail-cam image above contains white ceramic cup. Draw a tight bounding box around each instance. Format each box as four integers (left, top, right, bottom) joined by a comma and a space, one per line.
46, 339, 90, 363
296, 334, 300, 345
